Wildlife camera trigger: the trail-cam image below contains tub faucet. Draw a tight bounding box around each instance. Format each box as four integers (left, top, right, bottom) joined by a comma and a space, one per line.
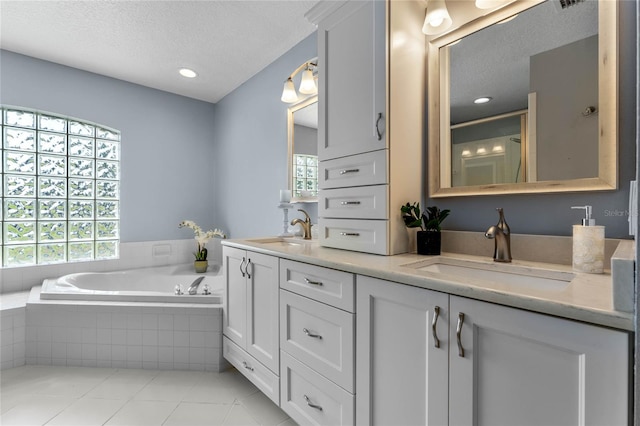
291, 209, 312, 240
187, 276, 206, 295
485, 208, 512, 263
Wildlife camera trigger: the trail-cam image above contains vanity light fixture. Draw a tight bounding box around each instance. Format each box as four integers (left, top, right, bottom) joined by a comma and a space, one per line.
474, 96, 493, 104
281, 61, 318, 103
179, 68, 198, 78
476, 147, 487, 154
422, 0, 452, 35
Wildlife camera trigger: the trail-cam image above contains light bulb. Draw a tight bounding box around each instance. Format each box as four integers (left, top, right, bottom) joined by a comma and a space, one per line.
422, 0, 452, 35
281, 77, 299, 103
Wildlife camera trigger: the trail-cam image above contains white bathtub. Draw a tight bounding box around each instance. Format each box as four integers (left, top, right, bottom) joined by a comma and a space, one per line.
40, 263, 224, 304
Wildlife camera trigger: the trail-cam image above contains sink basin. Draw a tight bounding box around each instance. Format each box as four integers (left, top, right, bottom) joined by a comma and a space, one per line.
402, 258, 574, 291
245, 237, 314, 248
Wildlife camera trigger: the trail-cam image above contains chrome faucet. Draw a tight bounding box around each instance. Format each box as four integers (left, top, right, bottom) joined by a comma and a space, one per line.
187, 276, 206, 295
485, 208, 512, 263
291, 209, 312, 240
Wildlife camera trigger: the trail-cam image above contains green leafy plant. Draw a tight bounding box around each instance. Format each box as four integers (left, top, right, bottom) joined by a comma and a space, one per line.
401, 202, 450, 232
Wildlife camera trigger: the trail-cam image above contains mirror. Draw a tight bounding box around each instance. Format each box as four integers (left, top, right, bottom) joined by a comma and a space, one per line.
428, 0, 618, 197
287, 95, 318, 202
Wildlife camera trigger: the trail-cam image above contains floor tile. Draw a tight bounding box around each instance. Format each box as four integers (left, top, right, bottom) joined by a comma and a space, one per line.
239, 391, 289, 426
163, 402, 232, 426
85, 369, 156, 399
222, 403, 260, 426
104, 400, 178, 426
0, 395, 74, 426
45, 397, 126, 425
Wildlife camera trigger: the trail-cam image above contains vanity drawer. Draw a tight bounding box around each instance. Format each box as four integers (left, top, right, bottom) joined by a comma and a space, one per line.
319, 185, 388, 219
223, 336, 279, 405
319, 218, 388, 255
281, 351, 355, 426
280, 290, 355, 392
319, 150, 387, 189
280, 259, 355, 312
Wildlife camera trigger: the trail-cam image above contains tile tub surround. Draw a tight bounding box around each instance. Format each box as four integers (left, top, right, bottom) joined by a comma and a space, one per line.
25, 289, 226, 371
0, 292, 29, 370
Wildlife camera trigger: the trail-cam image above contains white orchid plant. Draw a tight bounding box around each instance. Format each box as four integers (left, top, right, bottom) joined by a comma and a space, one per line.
179, 220, 226, 261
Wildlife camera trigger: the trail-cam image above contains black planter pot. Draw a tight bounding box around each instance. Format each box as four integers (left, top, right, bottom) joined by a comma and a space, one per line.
417, 231, 441, 255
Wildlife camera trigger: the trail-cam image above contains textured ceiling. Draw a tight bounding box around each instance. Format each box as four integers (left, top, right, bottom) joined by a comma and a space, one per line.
0, 0, 319, 103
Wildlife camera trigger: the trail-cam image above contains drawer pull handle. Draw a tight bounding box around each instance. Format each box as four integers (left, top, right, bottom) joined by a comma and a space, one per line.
303, 328, 323, 340
304, 395, 323, 411
246, 259, 252, 279
432, 306, 441, 349
339, 168, 360, 175
240, 258, 246, 278
242, 361, 254, 372
456, 312, 465, 358
375, 112, 383, 141
304, 278, 323, 286
340, 232, 360, 237
340, 201, 361, 205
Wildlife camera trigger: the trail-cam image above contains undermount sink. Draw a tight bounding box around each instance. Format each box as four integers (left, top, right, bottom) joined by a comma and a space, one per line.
246, 237, 315, 248
401, 257, 574, 291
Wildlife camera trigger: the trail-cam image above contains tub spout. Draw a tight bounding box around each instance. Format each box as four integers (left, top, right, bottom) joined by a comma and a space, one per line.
187, 276, 206, 295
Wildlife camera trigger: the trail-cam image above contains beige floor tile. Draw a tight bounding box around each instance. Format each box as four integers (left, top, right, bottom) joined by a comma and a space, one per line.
239, 391, 289, 426
104, 399, 178, 426
223, 403, 260, 426
163, 402, 232, 426
46, 397, 127, 426
0, 395, 75, 426
85, 369, 156, 399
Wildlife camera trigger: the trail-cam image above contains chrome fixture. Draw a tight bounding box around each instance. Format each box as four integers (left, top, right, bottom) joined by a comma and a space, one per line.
174, 284, 184, 295
187, 276, 206, 295
485, 207, 512, 262
291, 209, 312, 240
281, 59, 318, 103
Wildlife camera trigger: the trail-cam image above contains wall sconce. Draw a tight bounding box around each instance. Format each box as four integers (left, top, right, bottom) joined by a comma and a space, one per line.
281, 60, 318, 103
422, 0, 452, 35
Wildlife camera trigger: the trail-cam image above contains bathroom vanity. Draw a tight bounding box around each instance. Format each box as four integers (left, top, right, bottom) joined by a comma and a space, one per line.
221, 238, 632, 425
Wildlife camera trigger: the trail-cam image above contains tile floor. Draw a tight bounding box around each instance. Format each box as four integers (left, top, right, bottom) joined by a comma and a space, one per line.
0, 365, 295, 426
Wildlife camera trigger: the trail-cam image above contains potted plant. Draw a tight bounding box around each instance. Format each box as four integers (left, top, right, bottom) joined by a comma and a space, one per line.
401, 202, 450, 255
179, 220, 226, 273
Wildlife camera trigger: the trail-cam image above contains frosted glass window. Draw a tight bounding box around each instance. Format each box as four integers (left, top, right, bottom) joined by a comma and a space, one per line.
292, 154, 318, 198
1, 107, 120, 267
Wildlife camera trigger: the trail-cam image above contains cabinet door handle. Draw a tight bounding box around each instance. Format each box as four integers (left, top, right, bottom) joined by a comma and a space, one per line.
375, 112, 383, 140
304, 395, 323, 411
339, 168, 360, 175
304, 278, 323, 286
246, 259, 252, 279
340, 201, 361, 205
432, 306, 441, 349
239, 258, 246, 278
340, 232, 360, 237
303, 328, 323, 340
242, 361, 254, 371
456, 312, 465, 358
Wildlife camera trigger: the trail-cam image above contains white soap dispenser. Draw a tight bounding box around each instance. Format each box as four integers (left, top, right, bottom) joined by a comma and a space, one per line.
571, 205, 605, 274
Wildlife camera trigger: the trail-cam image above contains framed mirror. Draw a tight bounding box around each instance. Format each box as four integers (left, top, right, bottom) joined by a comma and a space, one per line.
428, 0, 618, 197
287, 95, 318, 202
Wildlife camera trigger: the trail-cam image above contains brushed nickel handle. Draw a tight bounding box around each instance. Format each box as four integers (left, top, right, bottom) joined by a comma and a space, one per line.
239, 258, 246, 278
246, 259, 252, 279
304, 278, 323, 286
375, 112, 383, 140
432, 306, 441, 349
339, 168, 360, 175
303, 328, 322, 340
456, 312, 465, 358
340, 201, 361, 205
304, 395, 323, 411
340, 232, 360, 237
242, 361, 254, 371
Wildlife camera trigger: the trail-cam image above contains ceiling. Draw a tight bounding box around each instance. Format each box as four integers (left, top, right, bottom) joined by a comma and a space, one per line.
0, 0, 320, 104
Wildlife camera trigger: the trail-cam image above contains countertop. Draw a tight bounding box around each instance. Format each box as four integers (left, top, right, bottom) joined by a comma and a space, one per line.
222, 238, 635, 331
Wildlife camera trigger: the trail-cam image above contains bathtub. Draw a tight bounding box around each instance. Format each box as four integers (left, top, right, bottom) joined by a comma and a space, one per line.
40, 263, 224, 304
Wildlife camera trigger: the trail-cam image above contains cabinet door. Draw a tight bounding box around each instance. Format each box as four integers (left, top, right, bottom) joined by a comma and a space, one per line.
449, 296, 630, 426
318, 0, 386, 160
356, 276, 449, 425
246, 251, 280, 373
223, 246, 248, 348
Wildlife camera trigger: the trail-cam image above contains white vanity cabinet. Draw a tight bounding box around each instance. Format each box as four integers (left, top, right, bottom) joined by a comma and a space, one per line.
357, 276, 630, 425
309, 0, 425, 255
222, 246, 280, 403
279, 259, 356, 425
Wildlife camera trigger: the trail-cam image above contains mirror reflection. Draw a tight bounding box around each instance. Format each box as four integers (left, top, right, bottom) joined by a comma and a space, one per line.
287, 96, 318, 201
428, 0, 616, 197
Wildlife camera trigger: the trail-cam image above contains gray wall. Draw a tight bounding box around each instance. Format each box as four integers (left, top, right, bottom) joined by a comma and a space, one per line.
212, 34, 318, 239
428, 0, 637, 239
0, 50, 218, 242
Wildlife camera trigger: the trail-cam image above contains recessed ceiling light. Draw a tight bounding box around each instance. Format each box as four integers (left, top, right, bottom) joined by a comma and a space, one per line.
179, 68, 197, 78
474, 97, 492, 104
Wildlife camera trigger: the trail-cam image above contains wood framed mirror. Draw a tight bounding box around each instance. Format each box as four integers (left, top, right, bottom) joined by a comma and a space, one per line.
287, 95, 318, 203
427, 0, 618, 197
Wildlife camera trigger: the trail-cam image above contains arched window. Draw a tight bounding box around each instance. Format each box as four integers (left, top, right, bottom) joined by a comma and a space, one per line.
1, 107, 120, 267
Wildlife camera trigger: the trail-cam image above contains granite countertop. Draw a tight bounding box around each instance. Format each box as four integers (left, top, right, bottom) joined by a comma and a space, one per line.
223, 237, 635, 331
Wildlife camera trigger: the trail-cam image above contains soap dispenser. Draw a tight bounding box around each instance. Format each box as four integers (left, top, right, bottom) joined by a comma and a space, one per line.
571, 205, 605, 274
